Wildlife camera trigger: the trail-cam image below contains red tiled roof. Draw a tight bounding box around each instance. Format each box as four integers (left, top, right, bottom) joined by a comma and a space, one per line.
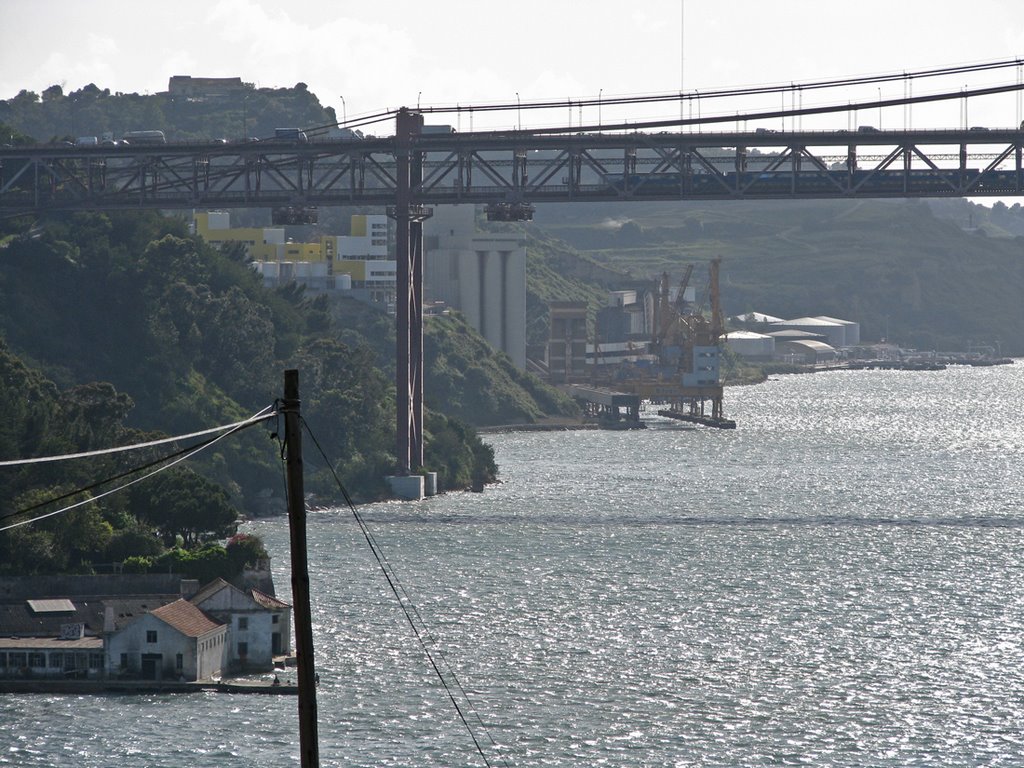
151, 600, 222, 637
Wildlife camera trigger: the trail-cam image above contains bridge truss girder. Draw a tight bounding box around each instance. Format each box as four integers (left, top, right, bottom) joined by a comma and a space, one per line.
3, 128, 1023, 216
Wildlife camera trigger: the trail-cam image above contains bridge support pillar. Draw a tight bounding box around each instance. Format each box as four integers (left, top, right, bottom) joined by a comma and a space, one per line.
389, 109, 431, 475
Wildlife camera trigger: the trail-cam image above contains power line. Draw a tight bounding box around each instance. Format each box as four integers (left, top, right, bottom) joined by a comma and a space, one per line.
300, 417, 510, 768
0, 409, 276, 467
0, 405, 276, 533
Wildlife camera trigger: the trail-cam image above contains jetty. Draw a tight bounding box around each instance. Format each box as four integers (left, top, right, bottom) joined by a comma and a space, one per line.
657, 409, 737, 429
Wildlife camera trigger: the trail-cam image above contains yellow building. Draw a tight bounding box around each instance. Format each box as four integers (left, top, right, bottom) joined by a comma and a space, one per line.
192, 210, 396, 312
280, 242, 324, 262
192, 211, 287, 259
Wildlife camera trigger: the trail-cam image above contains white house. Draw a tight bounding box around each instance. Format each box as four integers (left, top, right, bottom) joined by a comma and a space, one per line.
106, 599, 226, 681
190, 579, 291, 672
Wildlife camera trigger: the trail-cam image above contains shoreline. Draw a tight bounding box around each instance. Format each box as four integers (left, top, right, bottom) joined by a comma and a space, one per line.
0, 677, 297, 695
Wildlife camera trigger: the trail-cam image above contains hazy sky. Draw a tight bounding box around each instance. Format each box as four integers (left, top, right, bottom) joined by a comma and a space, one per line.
4, 0, 1024, 135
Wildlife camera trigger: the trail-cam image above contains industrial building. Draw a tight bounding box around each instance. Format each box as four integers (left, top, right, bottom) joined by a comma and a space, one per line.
776, 339, 839, 364
722, 330, 775, 360
570, 262, 730, 426
423, 205, 527, 369
546, 302, 589, 382
729, 311, 785, 328
725, 310, 860, 362
769, 317, 848, 348
814, 315, 861, 346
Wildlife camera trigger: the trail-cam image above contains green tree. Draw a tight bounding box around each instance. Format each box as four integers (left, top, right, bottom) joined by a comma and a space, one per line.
57, 382, 135, 450
105, 519, 164, 563
0, 525, 56, 575
132, 467, 239, 548
226, 533, 269, 573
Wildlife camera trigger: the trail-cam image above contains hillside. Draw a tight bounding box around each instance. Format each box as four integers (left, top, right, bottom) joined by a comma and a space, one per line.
0, 81, 337, 143
531, 198, 1024, 354
0, 208, 508, 510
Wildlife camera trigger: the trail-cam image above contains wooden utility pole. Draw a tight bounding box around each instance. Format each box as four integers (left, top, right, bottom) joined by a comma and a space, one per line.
282, 369, 319, 768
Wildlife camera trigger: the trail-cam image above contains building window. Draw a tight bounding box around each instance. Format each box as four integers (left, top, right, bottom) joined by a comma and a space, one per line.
89, 653, 104, 670
0, 652, 6, 669
9, 652, 26, 669
238, 642, 248, 658
146, 630, 158, 643
120, 653, 128, 669
28, 652, 45, 668
272, 614, 279, 625
175, 654, 183, 671
238, 617, 249, 631
48, 652, 63, 668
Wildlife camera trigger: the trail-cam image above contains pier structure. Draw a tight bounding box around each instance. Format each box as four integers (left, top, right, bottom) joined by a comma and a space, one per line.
563, 384, 643, 428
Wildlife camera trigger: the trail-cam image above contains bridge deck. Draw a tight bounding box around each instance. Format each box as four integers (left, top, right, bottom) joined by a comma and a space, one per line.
2, 128, 1022, 215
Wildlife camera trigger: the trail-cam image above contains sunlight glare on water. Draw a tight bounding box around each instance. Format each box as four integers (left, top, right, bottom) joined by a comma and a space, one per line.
3, 364, 1024, 766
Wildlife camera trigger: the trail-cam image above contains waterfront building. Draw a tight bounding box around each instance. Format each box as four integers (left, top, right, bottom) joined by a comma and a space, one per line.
0, 574, 290, 684
722, 330, 776, 360
776, 339, 838, 364
814, 315, 861, 346
106, 599, 226, 682
547, 302, 589, 383
770, 317, 848, 348
190, 578, 291, 672
597, 289, 657, 344
730, 311, 785, 327
0, 600, 106, 680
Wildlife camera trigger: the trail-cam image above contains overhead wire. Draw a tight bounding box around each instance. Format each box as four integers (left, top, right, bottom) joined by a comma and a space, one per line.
0, 404, 277, 533
298, 416, 510, 768
0, 410, 276, 467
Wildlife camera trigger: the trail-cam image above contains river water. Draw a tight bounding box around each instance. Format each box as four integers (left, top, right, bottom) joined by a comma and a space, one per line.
3, 364, 1024, 766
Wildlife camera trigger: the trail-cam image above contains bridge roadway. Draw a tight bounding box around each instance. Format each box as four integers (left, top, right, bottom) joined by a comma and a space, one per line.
3, 116, 1023, 476
1, 126, 1023, 214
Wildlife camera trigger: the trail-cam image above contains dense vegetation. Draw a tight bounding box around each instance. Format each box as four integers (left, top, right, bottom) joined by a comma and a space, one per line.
0, 83, 569, 579
0, 330, 269, 578
0, 81, 337, 143
0, 204, 511, 497
0, 202, 518, 575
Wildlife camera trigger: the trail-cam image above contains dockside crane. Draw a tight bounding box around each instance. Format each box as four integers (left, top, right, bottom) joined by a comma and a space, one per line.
652, 264, 695, 355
